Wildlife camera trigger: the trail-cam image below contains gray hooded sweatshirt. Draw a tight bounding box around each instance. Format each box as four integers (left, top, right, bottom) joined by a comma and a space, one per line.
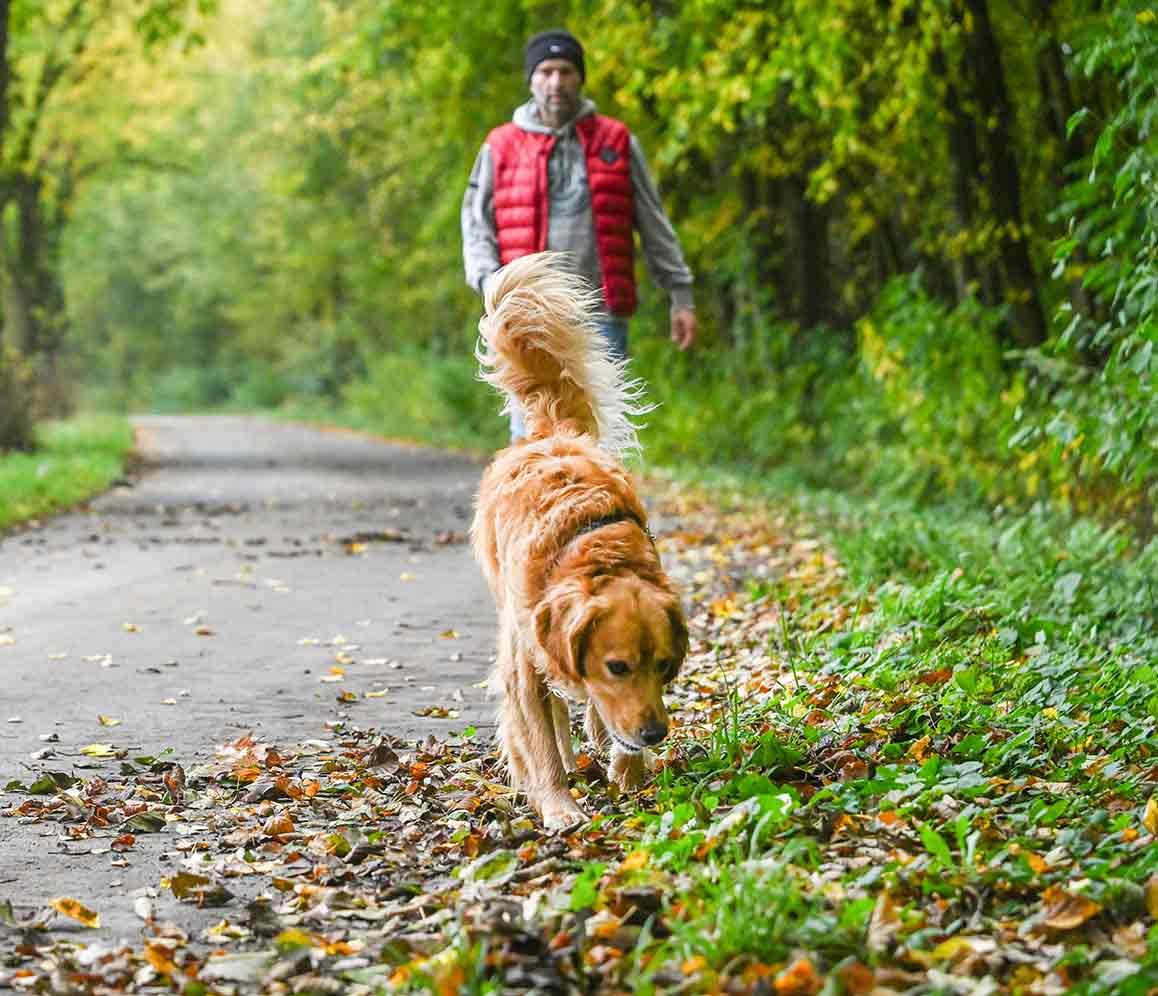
461, 98, 694, 314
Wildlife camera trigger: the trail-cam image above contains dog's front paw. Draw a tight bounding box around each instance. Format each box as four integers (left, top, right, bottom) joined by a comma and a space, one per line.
538, 793, 587, 831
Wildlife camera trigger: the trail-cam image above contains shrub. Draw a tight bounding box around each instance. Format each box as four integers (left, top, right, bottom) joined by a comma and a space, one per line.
1015, 3, 1158, 515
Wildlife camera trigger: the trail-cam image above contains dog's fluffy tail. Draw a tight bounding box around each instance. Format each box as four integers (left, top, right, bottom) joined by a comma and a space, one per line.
477, 253, 651, 455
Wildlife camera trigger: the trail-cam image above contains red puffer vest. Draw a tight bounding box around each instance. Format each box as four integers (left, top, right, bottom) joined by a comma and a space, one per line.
488, 114, 637, 316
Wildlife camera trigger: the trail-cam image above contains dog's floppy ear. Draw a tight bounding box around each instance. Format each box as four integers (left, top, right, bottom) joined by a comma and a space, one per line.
535, 589, 602, 684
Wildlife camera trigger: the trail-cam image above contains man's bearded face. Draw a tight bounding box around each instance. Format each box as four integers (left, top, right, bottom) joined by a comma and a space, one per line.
530, 58, 582, 127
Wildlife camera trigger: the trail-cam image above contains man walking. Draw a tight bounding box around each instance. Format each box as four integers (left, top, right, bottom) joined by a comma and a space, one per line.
462, 29, 696, 437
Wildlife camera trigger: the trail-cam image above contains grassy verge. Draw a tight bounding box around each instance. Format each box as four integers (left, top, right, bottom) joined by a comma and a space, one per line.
0, 416, 134, 531
385, 473, 1157, 992
588, 477, 1158, 992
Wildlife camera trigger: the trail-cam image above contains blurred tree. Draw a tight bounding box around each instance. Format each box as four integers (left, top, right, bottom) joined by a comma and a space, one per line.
0, 0, 214, 418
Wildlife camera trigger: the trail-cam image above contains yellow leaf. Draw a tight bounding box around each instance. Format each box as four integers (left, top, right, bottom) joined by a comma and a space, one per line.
122, 622, 139, 633
1143, 796, 1158, 836
144, 942, 177, 975
79, 743, 116, 757
709, 594, 738, 618
49, 897, 100, 928
97, 715, 121, 727
619, 850, 649, 873
682, 955, 708, 975
1145, 875, 1158, 919
274, 927, 318, 950
1027, 852, 1048, 874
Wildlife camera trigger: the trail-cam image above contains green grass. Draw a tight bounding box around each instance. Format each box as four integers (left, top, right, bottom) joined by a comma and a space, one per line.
0, 415, 134, 530
619, 478, 1156, 990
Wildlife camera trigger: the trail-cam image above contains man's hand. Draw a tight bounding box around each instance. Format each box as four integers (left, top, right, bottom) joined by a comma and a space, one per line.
670, 308, 697, 351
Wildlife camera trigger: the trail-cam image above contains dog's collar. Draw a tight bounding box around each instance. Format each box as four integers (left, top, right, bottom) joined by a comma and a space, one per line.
572, 511, 654, 545
548, 510, 657, 577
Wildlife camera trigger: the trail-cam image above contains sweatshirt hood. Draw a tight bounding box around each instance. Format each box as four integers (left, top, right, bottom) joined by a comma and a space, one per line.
512, 97, 597, 135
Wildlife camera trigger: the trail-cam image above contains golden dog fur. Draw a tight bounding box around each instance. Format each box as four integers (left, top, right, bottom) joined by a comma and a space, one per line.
471, 253, 688, 828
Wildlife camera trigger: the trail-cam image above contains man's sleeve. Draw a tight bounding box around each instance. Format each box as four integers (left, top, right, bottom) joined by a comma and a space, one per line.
630, 135, 694, 311
462, 143, 501, 295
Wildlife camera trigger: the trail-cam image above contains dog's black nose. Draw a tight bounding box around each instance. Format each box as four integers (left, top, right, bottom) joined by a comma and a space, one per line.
640, 722, 668, 746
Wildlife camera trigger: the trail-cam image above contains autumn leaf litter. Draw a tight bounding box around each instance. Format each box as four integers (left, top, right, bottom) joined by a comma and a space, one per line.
2, 479, 1155, 994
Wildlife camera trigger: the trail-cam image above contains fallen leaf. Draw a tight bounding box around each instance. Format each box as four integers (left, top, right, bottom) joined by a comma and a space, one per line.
1041, 885, 1101, 931
144, 942, 177, 976
836, 962, 875, 995
774, 956, 822, 995
49, 897, 100, 928
915, 667, 953, 686
262, 812, 295, 837
414, 706, 458, 718
97, 715, 121, 727
79, 743, 117, 758
682, 955, 708, 975
1143, 796, 1158, 836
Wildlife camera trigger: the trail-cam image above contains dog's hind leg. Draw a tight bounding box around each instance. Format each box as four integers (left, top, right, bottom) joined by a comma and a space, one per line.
551, 696, 576, 772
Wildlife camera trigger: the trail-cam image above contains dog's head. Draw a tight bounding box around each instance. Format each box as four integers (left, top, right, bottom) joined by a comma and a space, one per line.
535, 574, 688, 753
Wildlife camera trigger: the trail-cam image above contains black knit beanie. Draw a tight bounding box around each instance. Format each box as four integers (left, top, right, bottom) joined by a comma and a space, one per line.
524, 29, 585, 82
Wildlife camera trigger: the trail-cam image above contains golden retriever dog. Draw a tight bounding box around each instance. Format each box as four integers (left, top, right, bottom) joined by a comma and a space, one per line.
471, 253, 688, 829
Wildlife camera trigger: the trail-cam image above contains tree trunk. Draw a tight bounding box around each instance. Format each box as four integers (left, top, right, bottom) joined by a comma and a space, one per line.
5, 176, 71, 413
929, 42, 985, 304
960, 0, 1048, 347
793, 173, 834, 328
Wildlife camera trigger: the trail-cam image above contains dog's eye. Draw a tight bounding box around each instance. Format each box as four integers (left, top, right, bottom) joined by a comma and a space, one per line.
606, 659, 630, 676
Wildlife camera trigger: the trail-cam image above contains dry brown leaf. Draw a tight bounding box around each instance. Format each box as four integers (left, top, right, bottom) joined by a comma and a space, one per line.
915, 667, 953, 686
262, 812, 295, 837
774, 956, 822, 995
837, 962, 876, 995
1041, 885, 1102, 931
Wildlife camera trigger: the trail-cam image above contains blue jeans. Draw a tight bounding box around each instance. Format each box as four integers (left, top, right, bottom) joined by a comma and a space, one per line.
508, 317, 628, 441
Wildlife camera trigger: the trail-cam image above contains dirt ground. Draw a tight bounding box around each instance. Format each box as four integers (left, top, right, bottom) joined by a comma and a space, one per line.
0, 415, 499, 941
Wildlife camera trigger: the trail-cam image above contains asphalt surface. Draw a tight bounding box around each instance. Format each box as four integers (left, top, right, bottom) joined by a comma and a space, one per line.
0, 415, 497, 941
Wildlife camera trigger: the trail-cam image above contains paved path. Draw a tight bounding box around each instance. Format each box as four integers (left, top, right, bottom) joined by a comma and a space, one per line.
0, 416, 496, 939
